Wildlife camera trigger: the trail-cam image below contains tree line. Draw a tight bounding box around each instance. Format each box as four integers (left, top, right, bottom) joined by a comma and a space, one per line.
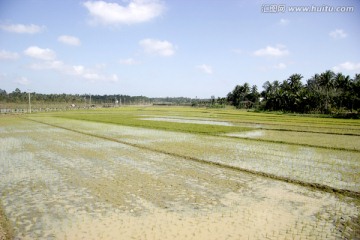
227, 70, 360, 114
0, 88, 194, 106
1, 70, 359, 115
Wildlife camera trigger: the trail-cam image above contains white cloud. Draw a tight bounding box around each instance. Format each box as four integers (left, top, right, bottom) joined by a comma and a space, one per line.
197, 64, 213, 74
58, 35, 81, 46
139, 38, 175, 57
254, 44, 289, 57
71, 65, 117, 81
274, 63, 287, 69
0, 23, 44, 34
279, 18, 289, 26
24, 45, 117, 82
333, 61, 360, 71
83, 0, 165, 25
0, 50, 19, 60
119, 58, 140, 65
24, 46, 56, 61
29, 60, 118, 82
14, 77, 30, 85
329, 29, 347, 39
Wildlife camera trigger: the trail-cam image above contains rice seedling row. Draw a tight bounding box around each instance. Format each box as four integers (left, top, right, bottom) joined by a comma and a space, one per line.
1, 107, 359, 239
28, 116, 360, 195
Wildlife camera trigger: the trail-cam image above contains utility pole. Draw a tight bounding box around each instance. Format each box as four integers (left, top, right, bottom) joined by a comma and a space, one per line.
90, 94, 92, 106
28, 91, 31, 114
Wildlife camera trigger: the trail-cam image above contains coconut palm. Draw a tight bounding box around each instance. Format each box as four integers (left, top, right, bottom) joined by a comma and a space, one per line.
319, 70, 335, 113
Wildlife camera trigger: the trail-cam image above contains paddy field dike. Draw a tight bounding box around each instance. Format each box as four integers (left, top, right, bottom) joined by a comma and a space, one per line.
0, 106, 359, 239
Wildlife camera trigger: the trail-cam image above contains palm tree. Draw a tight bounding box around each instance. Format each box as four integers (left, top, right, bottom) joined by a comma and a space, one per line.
334, 73, 352, 110
286, 74, 303, 111
287, 74, 303, 92
351, 74, 360, 111
319, 70, 335, 113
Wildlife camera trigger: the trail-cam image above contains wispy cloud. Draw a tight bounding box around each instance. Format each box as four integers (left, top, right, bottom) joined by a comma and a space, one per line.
25, 46, 118, 82
71, 65, 118, 82
274, 63, 287, 69
197, 64, 213, 74
257, 62, 288, 72
0, 23, 45, 34
0, 50, 19, 60
24, 46, 56, 61
232, 48, 242, 54
14, 77, 30, 85
333, 61, 360, 71
329, 29, 347, 39
83, 0, 165, 26
58, 35, 81, 46
119, 58, 140, 65
279, 18, 289, 26
139, 38, 176, 57
254, 44, 289, 57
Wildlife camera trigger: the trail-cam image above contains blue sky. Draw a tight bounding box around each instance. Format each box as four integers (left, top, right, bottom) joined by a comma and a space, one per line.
0, 0, 359, 98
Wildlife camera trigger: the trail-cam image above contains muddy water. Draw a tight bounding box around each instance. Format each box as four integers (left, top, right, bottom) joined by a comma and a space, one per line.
0, 118, 359, 239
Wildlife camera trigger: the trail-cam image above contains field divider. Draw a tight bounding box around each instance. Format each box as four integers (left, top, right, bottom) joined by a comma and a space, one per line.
25, 117, 360, 199
256, 127, 360, 137
221, 135, 360, 153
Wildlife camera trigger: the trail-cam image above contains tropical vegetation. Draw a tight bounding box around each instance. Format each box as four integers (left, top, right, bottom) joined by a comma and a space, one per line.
227, 70, 360, 114
1, 70, 359, 115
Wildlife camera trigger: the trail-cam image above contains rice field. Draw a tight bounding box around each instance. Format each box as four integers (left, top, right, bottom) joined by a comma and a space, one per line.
0, 107, 359, 239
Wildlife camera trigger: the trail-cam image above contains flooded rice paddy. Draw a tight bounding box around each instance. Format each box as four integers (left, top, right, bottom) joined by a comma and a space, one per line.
0, 115, 359, 239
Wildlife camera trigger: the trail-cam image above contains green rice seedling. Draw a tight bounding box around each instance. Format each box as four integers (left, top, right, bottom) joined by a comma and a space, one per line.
1, 109, 359, 239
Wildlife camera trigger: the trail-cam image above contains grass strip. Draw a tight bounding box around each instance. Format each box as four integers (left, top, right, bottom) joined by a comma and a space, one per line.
26, 117, 360, 199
